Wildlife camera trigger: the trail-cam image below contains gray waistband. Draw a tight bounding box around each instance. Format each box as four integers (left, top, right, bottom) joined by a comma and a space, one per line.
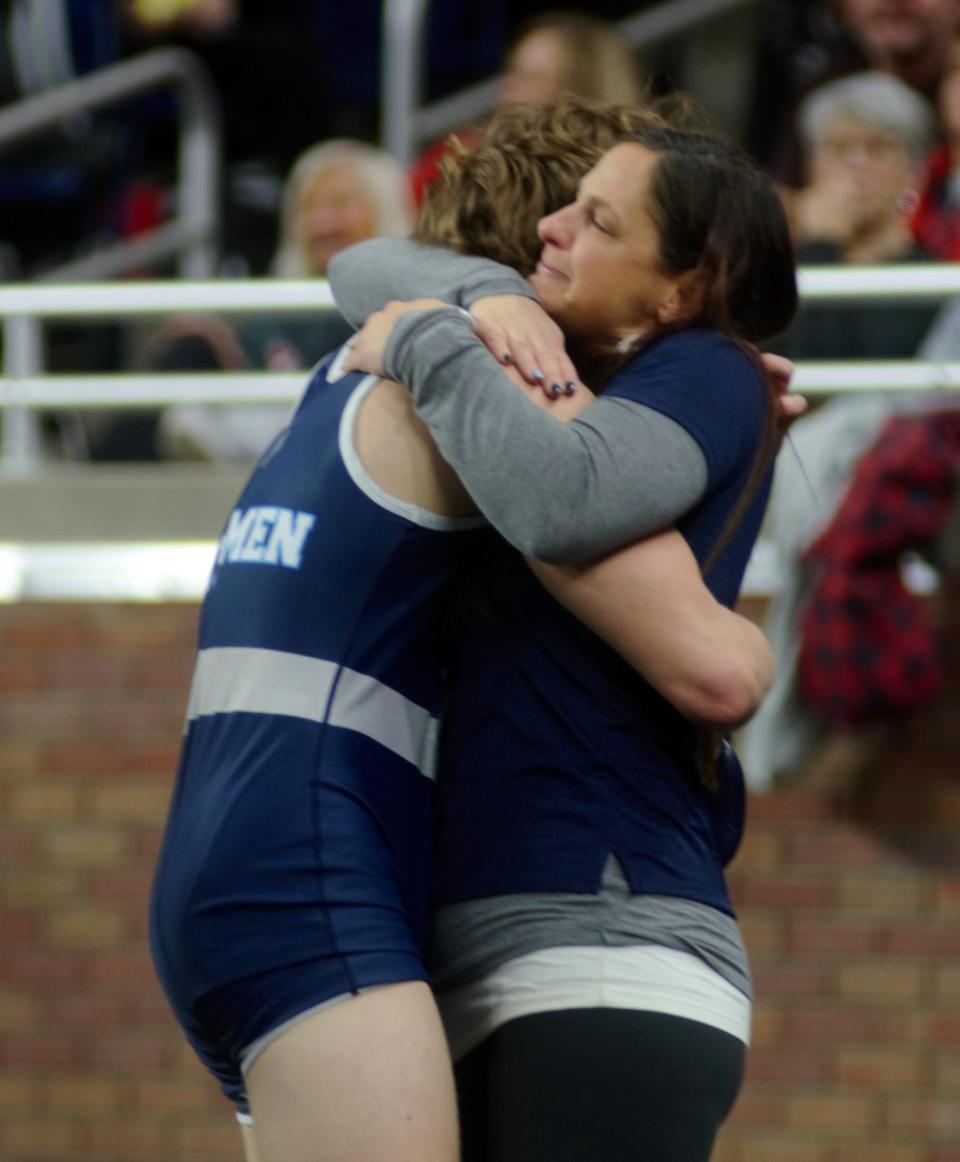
429, 857, 751, 999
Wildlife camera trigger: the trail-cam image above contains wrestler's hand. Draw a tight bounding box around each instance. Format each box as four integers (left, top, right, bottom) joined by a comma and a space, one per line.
341, 298, 447, 376
470, 295, 582, 398
760, 352, 807, 431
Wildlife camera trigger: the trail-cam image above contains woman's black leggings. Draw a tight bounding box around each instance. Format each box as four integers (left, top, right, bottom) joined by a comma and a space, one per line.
454, 1008, 746, 1162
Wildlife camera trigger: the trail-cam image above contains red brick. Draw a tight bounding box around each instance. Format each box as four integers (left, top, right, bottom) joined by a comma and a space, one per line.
86, 950, 160, 986
0, 827, 37, 858
3, 1118, 80, 1156
735, 1137, 830, 1162
885, 924, 960, 957
926, 1015, 960, 1044
0, 611, 101, 648
786, 826, 888, 865
729, 828, 785, 871
725, 1089, 787, 1127
0, 739, 43, 777
746, 1047, 828, 1083
834, 1047, 929, 1087
177, 1120, 250, 1159
2, 1035, 86, 1068
3, 951, 90, 985
752, 963, 829, 997
86, 1033, 173, 1070
41, 1077, 124, 1113
745, 790, 832, 822
82, 1121, 166, 1159
45, 742, 174, 776
785, 1092, 879, 1132
837, 961, 929, 1005
41, 655, 134, 688
835, 1144, 932, 1162
0, 909, 40, 941
43, 994, 130, 1029
786, 1008, 888, 1042
130, 657, 195, 688
87, 867, 156, 902
788, 918, 882, 957
735, 876, 832, 910
133, 1077, 215, 1114
933, 878, 960, 918
0, 658, 42, 689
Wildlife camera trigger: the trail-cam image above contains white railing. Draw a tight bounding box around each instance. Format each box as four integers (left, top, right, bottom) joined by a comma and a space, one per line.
1, 264, 958, 600
2, 264, 958, 428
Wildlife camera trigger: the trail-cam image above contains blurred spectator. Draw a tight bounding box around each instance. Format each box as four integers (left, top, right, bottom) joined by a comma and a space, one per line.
134, 139, 414, 463
749, 0, 960, 186
781, 71, 941, 360
120, 0, 335, 273
912, 65, 960, 255
0, 0, 125, 277
739, 389, 960, 791
409, 10, 647, 204
743, 68, 958, 791
499, 9, 644, 107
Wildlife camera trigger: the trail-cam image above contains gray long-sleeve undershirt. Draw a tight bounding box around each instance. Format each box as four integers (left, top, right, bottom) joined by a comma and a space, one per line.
328, 239, 708, 562
328, 238, 541, 325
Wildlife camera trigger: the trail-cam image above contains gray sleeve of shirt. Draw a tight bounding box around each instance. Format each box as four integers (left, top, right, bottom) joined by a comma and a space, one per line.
326, 238, 537, 328
383, 308, 708, 563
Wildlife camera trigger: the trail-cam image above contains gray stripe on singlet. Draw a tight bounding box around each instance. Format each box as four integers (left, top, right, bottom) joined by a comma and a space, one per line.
187, 646, 439, 779
429, 857, 752, 998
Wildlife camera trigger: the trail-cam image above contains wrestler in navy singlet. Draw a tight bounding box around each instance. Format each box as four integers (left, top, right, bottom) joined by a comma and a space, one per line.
149, 348, 486, 1111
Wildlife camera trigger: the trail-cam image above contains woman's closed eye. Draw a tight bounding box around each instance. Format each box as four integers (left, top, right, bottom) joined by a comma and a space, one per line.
586, 211, 613, 235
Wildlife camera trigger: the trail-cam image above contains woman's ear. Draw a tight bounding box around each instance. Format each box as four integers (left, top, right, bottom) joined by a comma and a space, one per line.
656, 271, 706, 326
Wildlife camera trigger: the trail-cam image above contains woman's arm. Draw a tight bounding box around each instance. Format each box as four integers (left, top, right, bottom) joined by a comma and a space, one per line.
529, 535, 774, 728
343, 303, 709, 563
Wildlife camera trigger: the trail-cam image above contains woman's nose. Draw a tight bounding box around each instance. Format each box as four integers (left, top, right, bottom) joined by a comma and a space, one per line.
537, 205, 571, 247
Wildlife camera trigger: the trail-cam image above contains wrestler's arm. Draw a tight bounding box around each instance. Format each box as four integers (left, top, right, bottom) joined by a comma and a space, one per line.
328, 239, 537, 326
346, 305, 709, 562
510, 380, 772, 727
529, 538, 773, 728
329, 238, 579, 390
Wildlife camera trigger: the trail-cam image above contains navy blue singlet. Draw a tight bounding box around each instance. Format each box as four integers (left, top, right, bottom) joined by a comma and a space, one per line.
149, 348, 486, 1110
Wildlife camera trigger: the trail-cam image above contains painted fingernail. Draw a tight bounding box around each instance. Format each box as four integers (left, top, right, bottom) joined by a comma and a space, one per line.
550, 383, 563, 398
502, 352, 513, 364
530, 368, 545, 381
564, 381, 577, 395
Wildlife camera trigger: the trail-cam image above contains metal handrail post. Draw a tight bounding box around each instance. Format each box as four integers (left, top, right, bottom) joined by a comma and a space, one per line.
174, 52, 222, 278
618, 0, 754, 50
0, 47, 221, 282
381, 0, 431, 166
1, 316, 44, 474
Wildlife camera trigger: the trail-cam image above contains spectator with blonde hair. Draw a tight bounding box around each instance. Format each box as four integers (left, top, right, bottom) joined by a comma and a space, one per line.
108, 139, 413, 463
410, 9, 646, 203
271, 139, 415, 278
499, 9, 646, 108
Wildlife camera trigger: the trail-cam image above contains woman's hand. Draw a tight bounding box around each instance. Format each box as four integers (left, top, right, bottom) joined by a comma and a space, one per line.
341, 298, 448, 376
760, 352, 807, 431
470, 295, 582, 398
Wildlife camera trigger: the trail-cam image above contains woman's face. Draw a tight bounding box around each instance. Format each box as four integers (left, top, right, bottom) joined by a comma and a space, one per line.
810, 113, 916, 220
529, 142, 684, 346
500, 29, 570, 107
296, 163, 377, 276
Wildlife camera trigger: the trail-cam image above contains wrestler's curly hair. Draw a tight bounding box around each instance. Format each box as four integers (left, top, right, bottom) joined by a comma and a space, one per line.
413, 97, 689, 275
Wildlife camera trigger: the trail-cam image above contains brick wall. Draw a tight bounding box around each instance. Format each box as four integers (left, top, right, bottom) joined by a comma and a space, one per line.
1, 599, 958, 1162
